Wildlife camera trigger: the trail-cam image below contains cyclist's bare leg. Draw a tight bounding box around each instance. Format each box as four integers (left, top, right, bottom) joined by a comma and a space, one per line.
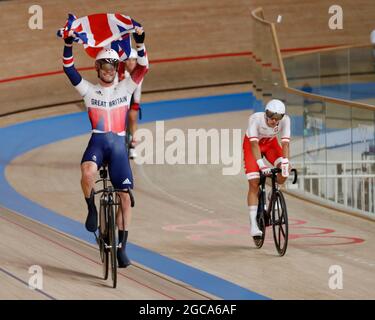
248, 178, 262, 236
81, 161, 98, 197
248, 179, 259, 207
116, 192, 131, 230
80, 161, 98, 232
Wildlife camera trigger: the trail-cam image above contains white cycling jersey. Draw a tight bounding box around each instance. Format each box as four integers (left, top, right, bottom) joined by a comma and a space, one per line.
246, 112, 291, 144
67, 44, 148, 135
74, 77, 139, 135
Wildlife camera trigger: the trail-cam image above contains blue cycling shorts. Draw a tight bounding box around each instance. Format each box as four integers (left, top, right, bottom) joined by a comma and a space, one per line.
81, 133, 133, 189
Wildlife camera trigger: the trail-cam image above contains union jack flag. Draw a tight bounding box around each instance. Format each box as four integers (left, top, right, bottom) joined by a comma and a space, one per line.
57, 13, 140, 60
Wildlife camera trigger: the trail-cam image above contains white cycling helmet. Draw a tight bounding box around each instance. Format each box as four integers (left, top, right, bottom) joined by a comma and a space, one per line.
95, 48, 120, 62
128, 48, 137, 59
265, 99, 286, 120
265, 99, 286, 114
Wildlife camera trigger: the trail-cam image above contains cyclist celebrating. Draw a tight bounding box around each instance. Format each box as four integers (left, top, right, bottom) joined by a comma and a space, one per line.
243, 99, 291, 236
62, 26, 148, 268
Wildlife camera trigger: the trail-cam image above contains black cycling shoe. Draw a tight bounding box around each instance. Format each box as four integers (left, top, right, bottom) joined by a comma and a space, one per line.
85, 203, 98, 232
85, 191, 98, 232
117, 246, 131, 268
117, 230, 131, 267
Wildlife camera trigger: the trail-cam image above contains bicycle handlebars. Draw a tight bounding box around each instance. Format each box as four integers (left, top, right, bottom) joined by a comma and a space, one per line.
291, 169, 298, 184
259, 168, 298, 185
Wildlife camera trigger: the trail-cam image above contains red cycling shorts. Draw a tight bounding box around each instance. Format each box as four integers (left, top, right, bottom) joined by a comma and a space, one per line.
243, 136, 283, 180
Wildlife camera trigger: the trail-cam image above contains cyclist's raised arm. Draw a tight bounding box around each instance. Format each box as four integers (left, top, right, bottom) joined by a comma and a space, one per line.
62, 37, 89, 97
120, 27, 149, 95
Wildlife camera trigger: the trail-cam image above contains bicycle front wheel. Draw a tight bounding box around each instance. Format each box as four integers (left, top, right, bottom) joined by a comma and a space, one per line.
108, 204, 117, 288
271, 191, 288, 256
99, 200, 109, 280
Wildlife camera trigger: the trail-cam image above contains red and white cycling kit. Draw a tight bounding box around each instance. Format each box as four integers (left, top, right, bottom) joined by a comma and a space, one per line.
243, 112, 291, 180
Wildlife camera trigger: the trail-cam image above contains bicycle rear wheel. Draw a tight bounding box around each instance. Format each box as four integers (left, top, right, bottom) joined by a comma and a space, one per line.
271, 191, 288, 256
253, 191, 266, 248
108, 204, 117, 288
99, 200, 109, 280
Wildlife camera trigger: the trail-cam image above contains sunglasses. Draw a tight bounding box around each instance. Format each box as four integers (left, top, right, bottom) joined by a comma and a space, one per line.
97, 60, 118, 72
265, 110, 284, 121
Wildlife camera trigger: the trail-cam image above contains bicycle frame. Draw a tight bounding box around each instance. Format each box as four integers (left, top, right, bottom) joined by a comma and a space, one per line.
254, 168, 297, 256
93, 165, 135, 288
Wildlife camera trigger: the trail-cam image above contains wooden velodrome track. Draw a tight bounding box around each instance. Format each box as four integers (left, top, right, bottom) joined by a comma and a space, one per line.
1, 0, 375, 300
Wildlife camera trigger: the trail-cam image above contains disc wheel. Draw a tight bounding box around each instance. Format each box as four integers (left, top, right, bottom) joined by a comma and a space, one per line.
272, 191, 288, 256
